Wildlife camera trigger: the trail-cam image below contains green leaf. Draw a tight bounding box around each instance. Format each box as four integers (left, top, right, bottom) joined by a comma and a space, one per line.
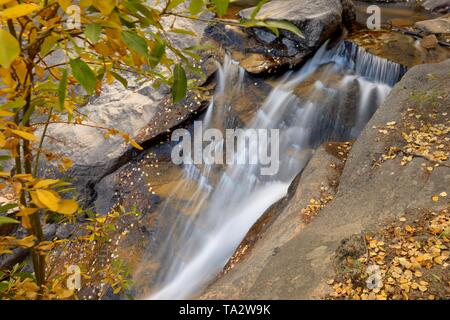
261, 20, 304, 38
1, 98, 26, 110
40, 35, 58, 57
92, 0, 117, 16
0, 203, 17, 213
250, 0, 269, 21
58, 69, 68, 111
172, 64, 187, 103
189, 0, 204, 15
120, 31, 148, 58
0, 216, 20, 225
0, 282, 8, 292
149, 41, 165, 68
21, 104, 36, 125
85, 23, 101, 44
0, 29, 20, 68
169, 28, 197, 37
183, 49, 201, 61
213, 0, 229, 17
110, 71, 128, 88
166, 0, 184, 11
70, 58, 97, 95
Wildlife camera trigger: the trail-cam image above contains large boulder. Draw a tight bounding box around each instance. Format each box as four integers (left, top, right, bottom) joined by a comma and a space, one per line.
201, 59, 450, 299
239, 0, 346, 46
206, 0, 355, 74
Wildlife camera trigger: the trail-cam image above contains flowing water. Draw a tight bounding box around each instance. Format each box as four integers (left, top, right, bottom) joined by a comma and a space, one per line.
143, 40, 405, 299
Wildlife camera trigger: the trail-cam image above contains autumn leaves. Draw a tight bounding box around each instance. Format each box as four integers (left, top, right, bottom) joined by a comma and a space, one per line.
329, 207, 450, 300
0, 175, 79, 228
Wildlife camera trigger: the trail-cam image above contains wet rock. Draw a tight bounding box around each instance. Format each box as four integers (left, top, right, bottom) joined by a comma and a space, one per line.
56, 223, 76, 239
0, 248, 28, 270
282, 38, 300, 56
43, 223, 57, 241
39, 83, 161, 202
422, 0, 450, 14
207, 0, 355, 74
254, 28, 278, 44
421, 34, 439, 48
102, 286, 134, 300
415, 15, 450, 34
239, 53, 280, 74
239, 0, 344, 44
390, 18, 414, 28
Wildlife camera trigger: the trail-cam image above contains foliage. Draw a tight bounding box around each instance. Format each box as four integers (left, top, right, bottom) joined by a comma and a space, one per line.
0, 0, 303, 300
328, 207, 450, 300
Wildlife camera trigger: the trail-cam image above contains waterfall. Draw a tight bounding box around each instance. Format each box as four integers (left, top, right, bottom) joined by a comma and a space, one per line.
141, 40, 405, 299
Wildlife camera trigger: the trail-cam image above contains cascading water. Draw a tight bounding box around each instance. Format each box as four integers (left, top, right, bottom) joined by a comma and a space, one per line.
141, 40, 405, 299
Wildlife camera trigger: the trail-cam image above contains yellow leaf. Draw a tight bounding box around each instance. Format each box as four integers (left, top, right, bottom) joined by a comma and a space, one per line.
14, 173, 34, 181
30, 191, 46, 209
96, 216, 106, 223
0, 110, 14, 117
16, 207, 38, 217
15, 235, 35, 248
0, 131, 5, 148
0, 1, 14, 5
80, 0, 93, 9
56, 199, 78, 215
130, 139, 143, 150
21, 215, 31, 229
62, 157, 73, 169
0, 29, 20, 68
92, 0, 116, 16
52, 278, 75, 298
57, 0, 72, 11
35, 64, 45, 79
35, 189, 61, 211
0, 4, 41, 20
418, 285, 427, 292
10, 129, 37, 141
14, 58, 27, 83
33, 179, 60, 189
0, 171, 10, 177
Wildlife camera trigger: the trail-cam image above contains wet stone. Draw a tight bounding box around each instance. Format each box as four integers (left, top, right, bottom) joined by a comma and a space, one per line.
254, 28, 278, 44
421, 34, 439, 49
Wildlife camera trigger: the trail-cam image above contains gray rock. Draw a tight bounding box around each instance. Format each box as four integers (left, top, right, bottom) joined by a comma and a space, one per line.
239, 0, 344, 46
415, 15, 450, 34
422, 0, 450, 13
282, 38, 300, 56
231, 0, 355, 73
254, 28, 278, 44
56, 223, 76, 239
94, 171, 119, 215
43, 223, 57, 241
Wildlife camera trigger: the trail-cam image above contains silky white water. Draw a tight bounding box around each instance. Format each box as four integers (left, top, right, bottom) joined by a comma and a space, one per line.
143, 41, 404, 299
